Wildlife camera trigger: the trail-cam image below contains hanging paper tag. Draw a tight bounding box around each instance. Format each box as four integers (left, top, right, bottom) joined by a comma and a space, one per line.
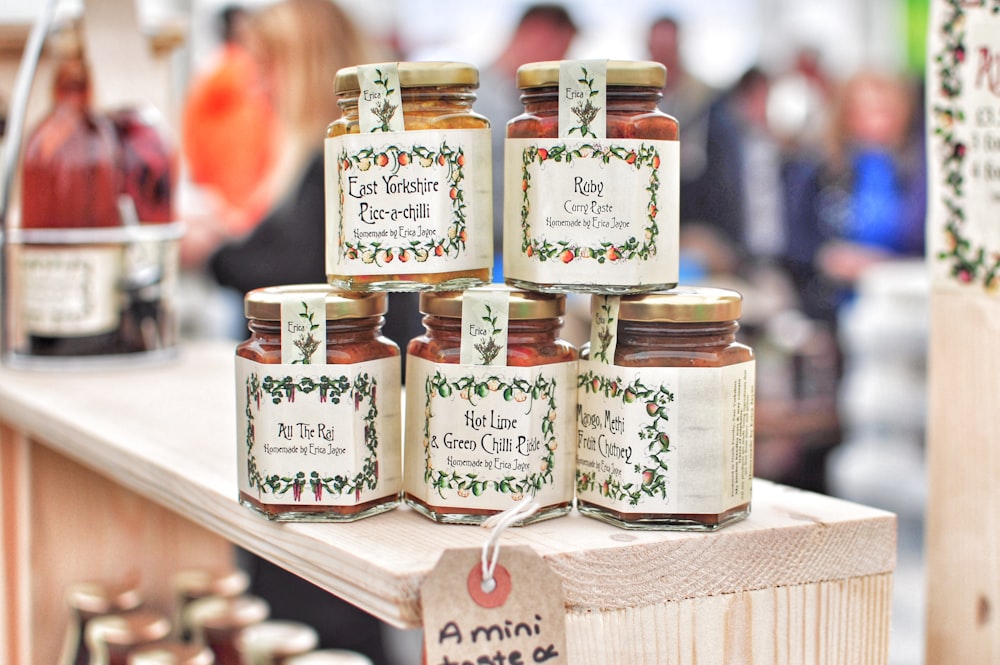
357, 63, 404, 133
460, 288, 510, 366
588, 295, 620, 365
280, 294, 326, 364
558, 60, 607, 139
421, 547, 568, 665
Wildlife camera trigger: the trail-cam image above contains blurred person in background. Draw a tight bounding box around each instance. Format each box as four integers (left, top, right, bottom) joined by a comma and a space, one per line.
189, 1, 396, 661
181, 4, 279, 246
476, 3, 578, 282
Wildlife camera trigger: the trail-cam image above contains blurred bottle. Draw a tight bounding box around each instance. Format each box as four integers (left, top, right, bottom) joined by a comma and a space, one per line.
127, 641, 215, 665
171, 568, 250, 642
110, 106, 176, 224
235, 620, 319, 665
59, 580, 143, 665
21, 53, 121, 229
85, 609, 172, 665
184, 595, 270, 665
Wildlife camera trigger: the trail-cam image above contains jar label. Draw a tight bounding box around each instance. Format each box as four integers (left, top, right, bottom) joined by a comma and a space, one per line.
357, 63, 405, 132
502, 137, 679, 287
575, 360, 755, 515
404, 356, 576, 512
588, 295, 620, 364
558, 60, 607, 139
460, 288, 510, 365
325, 129, 493, 276
280, 295, 326, 364
236, 356, 402, 506
17, 245, 121, 336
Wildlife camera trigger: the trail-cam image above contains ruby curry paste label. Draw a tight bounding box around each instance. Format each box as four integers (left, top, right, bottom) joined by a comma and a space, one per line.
324, 128, 492, 276
404, 356, 576, 511
236, 356, 401, 506
575, 360, 755, 514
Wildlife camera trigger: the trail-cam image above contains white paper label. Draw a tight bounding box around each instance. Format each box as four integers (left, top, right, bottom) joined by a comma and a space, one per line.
588, 295, 620, 364
404, 356, 576, 511
357, 63, 404, 132
325, 129, 493, 276
503, 138, 679, 287
559, 60, 607, 139
280, 295, 326, 365
460, 289, 510, 365
18, 245, 121, 336
575, 360, 755, 514
236, 356, 402, 506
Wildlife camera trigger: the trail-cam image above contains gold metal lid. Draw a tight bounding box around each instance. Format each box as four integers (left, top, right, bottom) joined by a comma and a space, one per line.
287, 650, 374, 665
419, 285, 565, 319
128, 641, 216, 665
85, 609, 172, 647
236, 620, 319, 657
172, 569, 250, 600
516, 60, 667, 89
184, 595, 270, 631
244, 285, 386, 320
65, 580, 143, 616
602, 287, 743, 322
334, 61, 479, 94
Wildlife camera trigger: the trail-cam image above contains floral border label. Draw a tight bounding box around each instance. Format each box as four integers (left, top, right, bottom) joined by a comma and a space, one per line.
502, 138, 679, 287
280, 295, 325, 365
236, 356, 402, 506
324, 129, 493, 276
929, 0, 1000, 291
460, 288, 509, 365
403, 356, 576, 511
559, 60, 607, 139
358, 63, 404, 132
575, 360, 754, 514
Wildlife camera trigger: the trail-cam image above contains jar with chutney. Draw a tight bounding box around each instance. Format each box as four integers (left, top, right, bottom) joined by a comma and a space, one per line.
576, 288, 755, 530
184, 595, 270, 665
503, 59, 680, 294
404, 285, 577, 524
236, 621, 319, 665
325, 61, 493, 292
59, 579, 143, 665
236, 285, 402, 521
85, 609, 172, 665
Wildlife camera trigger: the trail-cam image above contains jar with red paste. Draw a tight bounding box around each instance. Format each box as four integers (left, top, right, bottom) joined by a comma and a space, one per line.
235, 285, 401, 521
404, 285, 577, 524
503, 59, 680, 294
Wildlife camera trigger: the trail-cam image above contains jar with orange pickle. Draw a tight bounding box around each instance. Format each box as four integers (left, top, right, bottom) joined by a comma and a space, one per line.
325, 61, 493, 292
576, 288, 755, 530
404, 285, 577, 525
235, 285, 402, 521
503, 59, 680, 294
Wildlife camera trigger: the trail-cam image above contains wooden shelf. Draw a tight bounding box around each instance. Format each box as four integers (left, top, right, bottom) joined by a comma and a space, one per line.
0, 340, 897, 663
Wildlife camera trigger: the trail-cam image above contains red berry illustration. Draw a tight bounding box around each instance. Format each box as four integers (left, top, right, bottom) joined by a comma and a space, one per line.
560, 249, 575, 263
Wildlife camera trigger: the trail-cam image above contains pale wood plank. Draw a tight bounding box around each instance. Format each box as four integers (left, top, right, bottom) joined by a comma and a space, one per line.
0, 341, 896, 632
926, 291, 1000, 663
0, 425, 30, 665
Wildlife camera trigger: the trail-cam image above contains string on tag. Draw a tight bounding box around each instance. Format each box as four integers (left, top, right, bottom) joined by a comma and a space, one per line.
479, 496, 539, 593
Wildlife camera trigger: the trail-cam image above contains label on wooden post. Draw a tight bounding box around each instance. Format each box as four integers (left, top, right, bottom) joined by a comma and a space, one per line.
421, 547, 567, 665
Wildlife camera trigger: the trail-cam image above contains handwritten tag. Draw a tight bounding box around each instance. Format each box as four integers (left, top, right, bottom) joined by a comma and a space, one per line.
421, 547, 568, 665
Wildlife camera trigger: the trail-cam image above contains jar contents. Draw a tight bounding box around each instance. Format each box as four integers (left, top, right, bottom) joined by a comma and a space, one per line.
325, 61, 493, 291
59, 580, 144, 665
503, 60, 680, 294
236, 285, 402, 521
127, 641, 215, 665
236, 620, 319, 665
404, 286, 577, 524
184, 595, 270, 665
85, 609, 172, 665
576, 289, 755, 530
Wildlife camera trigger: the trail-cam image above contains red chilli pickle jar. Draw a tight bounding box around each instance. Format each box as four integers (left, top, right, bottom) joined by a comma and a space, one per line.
235, 285, 402, 521
576, 288, 755, 530
404, 285, 577, 524
325, 62, 493, 292
503, 60, 680, 294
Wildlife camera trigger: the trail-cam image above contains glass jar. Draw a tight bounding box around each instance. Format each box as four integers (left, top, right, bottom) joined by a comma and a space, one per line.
236, 285, 402, 521
127, 641, 215, 665
236, 621, 319, 665
404, 286, 577, 524
85, 609, 172, 665
184, 595, 270, 665
286, 651, 373, 665
59, 580, 144, 665
325, 61, 493, 292
576, 288, 755, 530
171, 569, 250, 642
503, 59, 680, 294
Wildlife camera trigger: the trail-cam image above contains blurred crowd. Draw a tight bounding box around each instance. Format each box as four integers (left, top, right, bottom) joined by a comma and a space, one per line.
171, 2, 927, 662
